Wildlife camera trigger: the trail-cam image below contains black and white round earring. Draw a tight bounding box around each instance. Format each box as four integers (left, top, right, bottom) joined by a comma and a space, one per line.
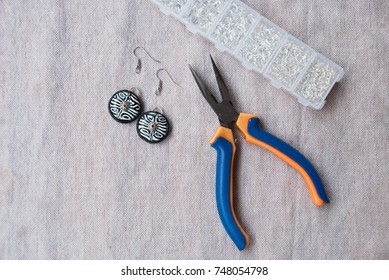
108, 88, 142, 123
135, 69, 180, 144
137, 108, 170, 144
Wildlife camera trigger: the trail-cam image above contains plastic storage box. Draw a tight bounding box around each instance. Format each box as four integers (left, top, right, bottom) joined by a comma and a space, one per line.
151, 0, 345, 110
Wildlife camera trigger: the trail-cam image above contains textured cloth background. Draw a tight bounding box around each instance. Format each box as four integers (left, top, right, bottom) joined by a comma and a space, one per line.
0, 0, 388, 259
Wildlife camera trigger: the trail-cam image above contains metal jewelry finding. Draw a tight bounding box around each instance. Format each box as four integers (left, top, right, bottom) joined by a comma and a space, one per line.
132, 46, 161, 74
154, 68, 180, 95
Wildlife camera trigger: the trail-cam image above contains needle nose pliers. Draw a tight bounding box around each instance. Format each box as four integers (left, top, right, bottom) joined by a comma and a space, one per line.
189, 56, 329, 251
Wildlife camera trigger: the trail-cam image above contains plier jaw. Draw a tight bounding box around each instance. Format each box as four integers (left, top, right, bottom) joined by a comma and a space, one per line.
189, 56, 239, 128
215, 101, 239, 128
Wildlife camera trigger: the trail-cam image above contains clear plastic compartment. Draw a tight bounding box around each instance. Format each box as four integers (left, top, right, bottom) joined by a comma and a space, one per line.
237, 17, 287, 72
151, 0, 344, 110
293, 53, 344, 109
154, 0, 190, 15
209, 1, 257, 52
182, 0, 230, 34
264, 36, 314, 90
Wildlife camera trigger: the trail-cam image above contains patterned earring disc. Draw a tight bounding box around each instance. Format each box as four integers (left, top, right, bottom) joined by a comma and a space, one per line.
108, 90, 141, 123
137, 111, 170, 144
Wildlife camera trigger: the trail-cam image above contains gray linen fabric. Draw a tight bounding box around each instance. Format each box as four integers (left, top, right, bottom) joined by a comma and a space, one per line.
0, 0, 388, 259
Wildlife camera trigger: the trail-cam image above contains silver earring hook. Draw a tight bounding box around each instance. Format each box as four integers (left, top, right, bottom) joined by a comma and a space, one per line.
155, 68, 180, 96
132, 47, 161, 74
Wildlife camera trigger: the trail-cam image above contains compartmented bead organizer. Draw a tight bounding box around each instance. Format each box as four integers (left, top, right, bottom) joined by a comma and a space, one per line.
151, 0, 345, 110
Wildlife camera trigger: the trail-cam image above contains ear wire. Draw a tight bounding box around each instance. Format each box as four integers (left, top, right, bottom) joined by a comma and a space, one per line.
132, 46, 161, 74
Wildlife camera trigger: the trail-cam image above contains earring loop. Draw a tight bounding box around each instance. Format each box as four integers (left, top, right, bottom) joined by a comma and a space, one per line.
132, 46, 161, 74
129, 87, 141, 96
152, 107, 163, 114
